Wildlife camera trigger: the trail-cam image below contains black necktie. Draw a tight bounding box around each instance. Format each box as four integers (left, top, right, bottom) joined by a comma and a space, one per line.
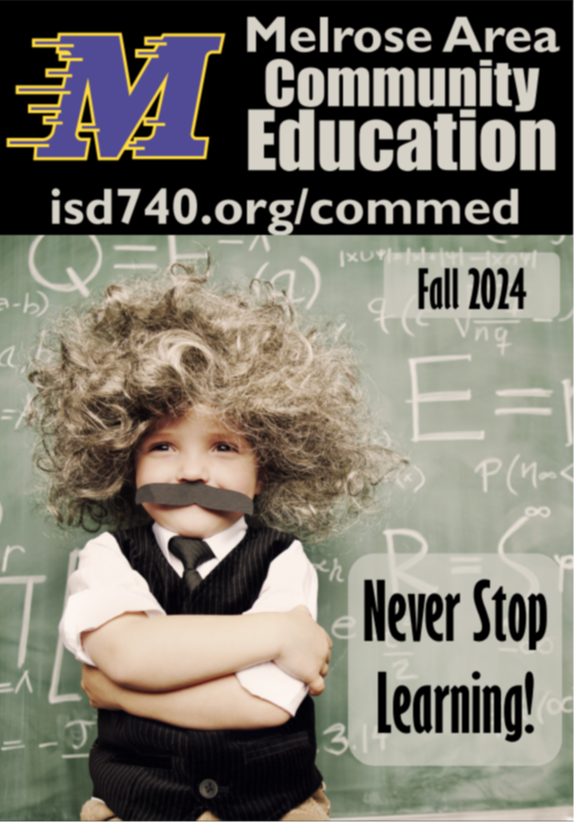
168, 536, 215, 592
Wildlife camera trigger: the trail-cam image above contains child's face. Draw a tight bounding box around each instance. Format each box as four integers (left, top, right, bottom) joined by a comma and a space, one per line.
135, 408, 261, 539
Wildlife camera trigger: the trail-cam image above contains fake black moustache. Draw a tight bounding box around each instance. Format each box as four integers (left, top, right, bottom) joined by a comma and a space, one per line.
135, 482, 254, 515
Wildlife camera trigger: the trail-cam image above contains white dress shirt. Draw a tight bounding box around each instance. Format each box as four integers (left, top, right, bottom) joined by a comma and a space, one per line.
59, 518, 317, 716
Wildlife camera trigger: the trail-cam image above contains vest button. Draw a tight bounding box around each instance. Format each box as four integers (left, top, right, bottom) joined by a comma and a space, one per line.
199, 778, 218, 799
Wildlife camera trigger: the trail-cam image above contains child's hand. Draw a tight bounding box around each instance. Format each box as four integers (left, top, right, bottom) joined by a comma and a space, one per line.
275, 606, 332, 695
81, 664, 125, 711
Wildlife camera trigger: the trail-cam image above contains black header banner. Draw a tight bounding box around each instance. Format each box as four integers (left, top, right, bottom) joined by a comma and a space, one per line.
2, 0, 572, 234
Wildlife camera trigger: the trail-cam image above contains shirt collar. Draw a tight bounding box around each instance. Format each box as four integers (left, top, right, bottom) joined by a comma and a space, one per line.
152, 517, 248, 565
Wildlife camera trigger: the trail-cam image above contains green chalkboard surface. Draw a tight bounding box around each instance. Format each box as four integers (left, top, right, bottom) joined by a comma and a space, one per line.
0, 235, 572, 820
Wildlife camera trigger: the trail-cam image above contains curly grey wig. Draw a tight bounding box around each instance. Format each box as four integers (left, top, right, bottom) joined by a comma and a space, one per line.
28, 266, 400, 540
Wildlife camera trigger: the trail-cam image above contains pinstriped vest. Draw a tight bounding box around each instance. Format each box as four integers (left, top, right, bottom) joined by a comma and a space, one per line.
90, 525, 322, 822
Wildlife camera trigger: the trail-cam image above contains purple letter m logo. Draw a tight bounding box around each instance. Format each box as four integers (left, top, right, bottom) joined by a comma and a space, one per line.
8, 33, 224, 160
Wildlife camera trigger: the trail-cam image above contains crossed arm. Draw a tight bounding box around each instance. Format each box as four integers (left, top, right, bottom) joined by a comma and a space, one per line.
81, 607, 332, 730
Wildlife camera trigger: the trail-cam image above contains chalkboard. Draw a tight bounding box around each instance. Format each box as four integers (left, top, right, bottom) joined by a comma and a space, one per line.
0, 234, 571, 820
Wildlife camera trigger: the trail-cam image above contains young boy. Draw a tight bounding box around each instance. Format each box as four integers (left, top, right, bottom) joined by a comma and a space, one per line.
29, 267, 396, 821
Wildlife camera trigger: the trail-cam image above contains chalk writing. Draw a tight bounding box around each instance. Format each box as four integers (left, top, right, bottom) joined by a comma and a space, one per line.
2, 739, 24, 751
495, 388, 553, 416
2, 546, 25, 573
65, 719, 96, 750
553, 555, 573, 593
29, 235, 102, 296
339, 248, 387, 267
49, 550, 82, 704
407, 355, 485, 442
254, 256, 321, 309
0, 292, 49, 317
396, 464, 426, 492
167, 236, 211, 269
474, 454, 570, 494
497, 508, 551, 595
361, 725, 389, 753
331, 616, 356, 640
0, 346, 17, 369
314, 558, 344, 583
562, 379, 573, 446
450, 557, 483, 576
322, 723, 349, 756
0, 575, 47, 667
112, 241, 158, 270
